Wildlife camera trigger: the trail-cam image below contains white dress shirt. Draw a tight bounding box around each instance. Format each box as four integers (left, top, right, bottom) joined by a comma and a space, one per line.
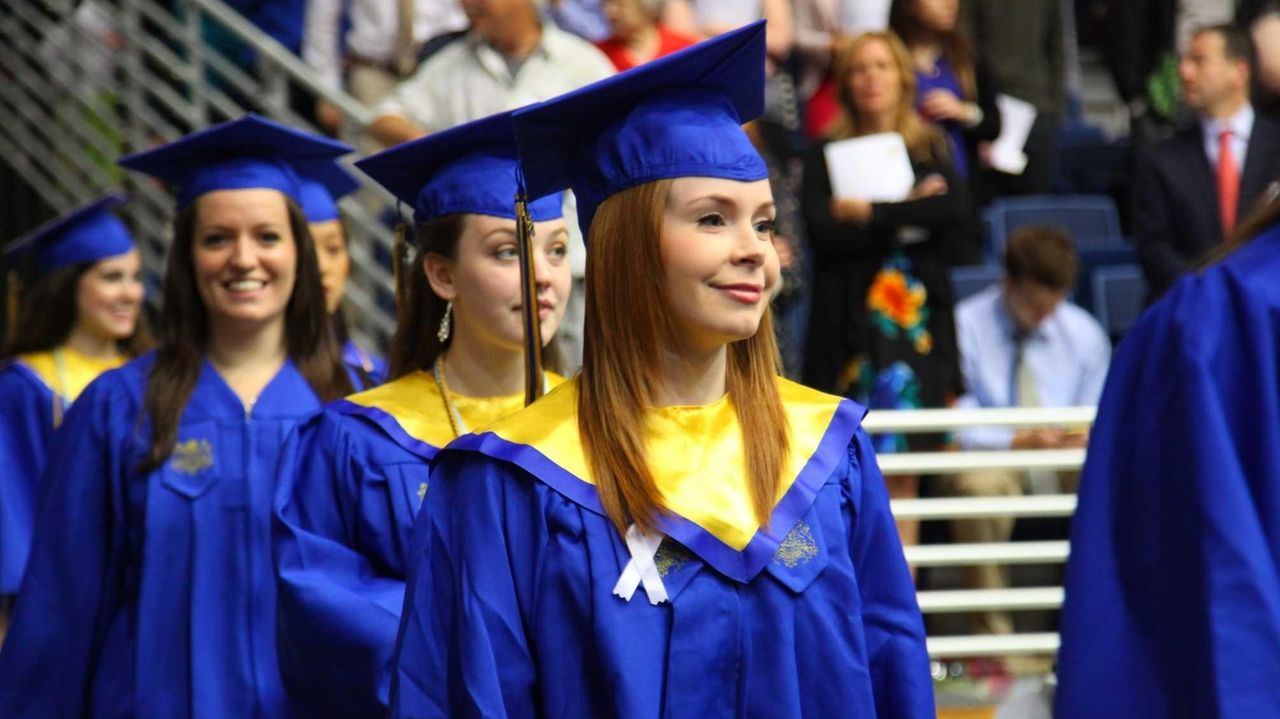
1201, 103, 1254, 173
953, 285, 1112, 450
302, 0, 469, 90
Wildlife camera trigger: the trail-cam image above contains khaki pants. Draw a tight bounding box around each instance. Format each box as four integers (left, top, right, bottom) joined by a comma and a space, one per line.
938, 469, 1079, 635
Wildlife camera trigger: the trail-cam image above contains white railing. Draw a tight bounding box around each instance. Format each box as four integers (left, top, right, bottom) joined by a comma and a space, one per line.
866, 406, 1092, 660
0, 0, 397, 350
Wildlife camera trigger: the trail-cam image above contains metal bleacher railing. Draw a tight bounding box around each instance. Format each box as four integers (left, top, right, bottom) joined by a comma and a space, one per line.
864, 405, 1094, 660
0, 0, 397, 350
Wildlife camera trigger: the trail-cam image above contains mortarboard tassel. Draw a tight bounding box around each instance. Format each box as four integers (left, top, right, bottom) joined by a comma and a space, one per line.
515, 192, 544, 407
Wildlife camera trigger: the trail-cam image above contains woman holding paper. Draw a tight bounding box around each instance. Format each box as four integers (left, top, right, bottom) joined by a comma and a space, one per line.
801, 30, 965, 546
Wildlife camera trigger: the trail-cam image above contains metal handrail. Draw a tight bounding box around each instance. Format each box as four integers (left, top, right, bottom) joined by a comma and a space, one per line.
905, 541, 1070, 567
864, 406, 1096, 433
891, 494, 1077, 520
917, 587, 1065, 613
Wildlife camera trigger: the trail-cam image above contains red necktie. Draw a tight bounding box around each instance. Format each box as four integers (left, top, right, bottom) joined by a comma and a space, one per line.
1218, 129, 1240, 239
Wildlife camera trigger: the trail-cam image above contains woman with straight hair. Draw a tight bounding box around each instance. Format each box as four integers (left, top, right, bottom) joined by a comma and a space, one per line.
272, 111, 571, 718
391, 23, 933, 718
297, 167, 388, 387
0, 114, 354, 717
0, 194, 149, 600
888, 0, 999, 181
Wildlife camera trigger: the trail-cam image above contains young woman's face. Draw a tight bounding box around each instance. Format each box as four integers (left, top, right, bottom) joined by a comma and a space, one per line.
429, 213, 572, 356
659, 177, 780, 355
191, 188, 298, 330
311, 219, 349, 315
913, 0, 958, 34
75, 248, 144, 342
848, 38, 903, 120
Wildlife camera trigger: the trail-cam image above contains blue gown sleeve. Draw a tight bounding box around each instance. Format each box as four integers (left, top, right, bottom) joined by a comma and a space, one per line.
0, 368, 52, 594
846, 428, 936, 718
1056, 273, 1280, 718
391, 451, 540, 719
273, 411, 411, 717
0, 374, 126, 716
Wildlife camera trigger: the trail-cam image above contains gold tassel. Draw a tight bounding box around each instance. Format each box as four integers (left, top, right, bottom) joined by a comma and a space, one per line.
515, 194, 544, 406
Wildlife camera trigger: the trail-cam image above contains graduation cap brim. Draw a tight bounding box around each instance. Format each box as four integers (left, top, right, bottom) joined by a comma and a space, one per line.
118, 114, 353, 207
354, 112, 517, 209
355, 111, 562, 222
513, 20, 767, 203
4, 193, 134, 273
299, 163, 363, 222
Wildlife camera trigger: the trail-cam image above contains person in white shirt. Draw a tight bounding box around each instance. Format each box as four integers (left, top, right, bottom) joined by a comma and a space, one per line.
303, 0, 468, 129
369, 0, 615, 145
943, 225, 1110, 636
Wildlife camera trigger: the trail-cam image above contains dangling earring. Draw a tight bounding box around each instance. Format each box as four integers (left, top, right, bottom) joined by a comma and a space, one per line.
437, 301, 453, 343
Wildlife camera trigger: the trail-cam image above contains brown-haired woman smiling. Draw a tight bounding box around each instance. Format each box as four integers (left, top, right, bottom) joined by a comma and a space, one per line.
0, 195, 150, 601
0, 115, 353, 717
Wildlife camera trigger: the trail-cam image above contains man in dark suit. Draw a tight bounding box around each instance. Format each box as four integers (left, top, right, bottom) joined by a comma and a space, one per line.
1132, 24, 1280, 299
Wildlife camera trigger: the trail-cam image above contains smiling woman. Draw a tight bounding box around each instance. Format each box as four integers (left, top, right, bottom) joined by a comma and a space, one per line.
0, 115, 355, 718
391, 23, 935, 719
0, 195, 151, 601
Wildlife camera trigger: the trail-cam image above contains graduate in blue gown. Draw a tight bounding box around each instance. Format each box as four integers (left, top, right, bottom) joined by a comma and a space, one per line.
272, 110, 572, 718
1056, 196, 1280, 717
0, 114, 356, 718
0, 194, 150, 597
297, 164, 388, 387
391, 23, 935, 718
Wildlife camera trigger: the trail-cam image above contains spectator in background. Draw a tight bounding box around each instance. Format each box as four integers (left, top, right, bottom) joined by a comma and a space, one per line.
964, 0, 1063, 195
1250, 3, 1280, 116
792, 0, 892, 135
594, 0, 697, 71
369, 0, 614, 145
943, 225, 1109, 636
302, 0, 468, 132
662, 0, 794, 61
801, 30, 965, 549
890, 0, 999, 261
1132, 24, 1280, 299
546, 0, 612, 41
889, 0, 999, 182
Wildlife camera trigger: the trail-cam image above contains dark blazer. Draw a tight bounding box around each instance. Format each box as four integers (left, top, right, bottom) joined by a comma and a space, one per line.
1132, 112, 1280, 298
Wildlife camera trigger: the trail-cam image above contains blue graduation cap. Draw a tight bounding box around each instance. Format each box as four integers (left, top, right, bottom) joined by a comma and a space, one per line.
117, 114, 354, 209
512, 20, 768, 239
353, 111, 563, 225
298, 163, 362, 223
3, 194, 135, 275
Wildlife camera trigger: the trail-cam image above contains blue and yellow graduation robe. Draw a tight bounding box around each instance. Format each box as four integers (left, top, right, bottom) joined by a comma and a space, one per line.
273, 369, 564, 717
391, 376, 935, 718
1056, 226, 1280, 718
343, 338, 387, 388
0, 348, 123, 594
0, 353, 320, 718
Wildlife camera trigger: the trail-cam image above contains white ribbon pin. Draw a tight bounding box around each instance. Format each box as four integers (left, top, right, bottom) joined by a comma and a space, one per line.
612, 524, 669, 605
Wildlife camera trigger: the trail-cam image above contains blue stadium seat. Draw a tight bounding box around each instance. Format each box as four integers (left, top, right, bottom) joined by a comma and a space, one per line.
1091, 265, 1148, 340
949, 264, 1003, 303
984, 194, 1125, 260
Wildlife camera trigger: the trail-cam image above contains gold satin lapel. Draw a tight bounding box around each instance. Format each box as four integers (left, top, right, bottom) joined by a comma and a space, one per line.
347, 370, 567, 449
18, 349, 124, 402
486, 377, 845, 551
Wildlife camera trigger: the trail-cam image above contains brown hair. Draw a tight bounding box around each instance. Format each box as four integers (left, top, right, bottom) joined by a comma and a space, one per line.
888, 0, 978, 99
387, 214, 467, 380
578, 179, 791, 535
386, 214, 564, 381
140, 195, 352, 473
3, 261, 154, 359
1202, 181, 1280, 267
829, 31, 948, 164
1004, 225, 1079, 290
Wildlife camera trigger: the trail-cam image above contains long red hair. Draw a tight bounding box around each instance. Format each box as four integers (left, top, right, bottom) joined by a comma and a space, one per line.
578, 179, 791, 535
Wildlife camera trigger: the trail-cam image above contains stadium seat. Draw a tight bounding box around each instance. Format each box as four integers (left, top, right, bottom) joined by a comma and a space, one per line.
949, 264, 1004, 303
983, 194, 1125, 261
1091, 265, 1148, 340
